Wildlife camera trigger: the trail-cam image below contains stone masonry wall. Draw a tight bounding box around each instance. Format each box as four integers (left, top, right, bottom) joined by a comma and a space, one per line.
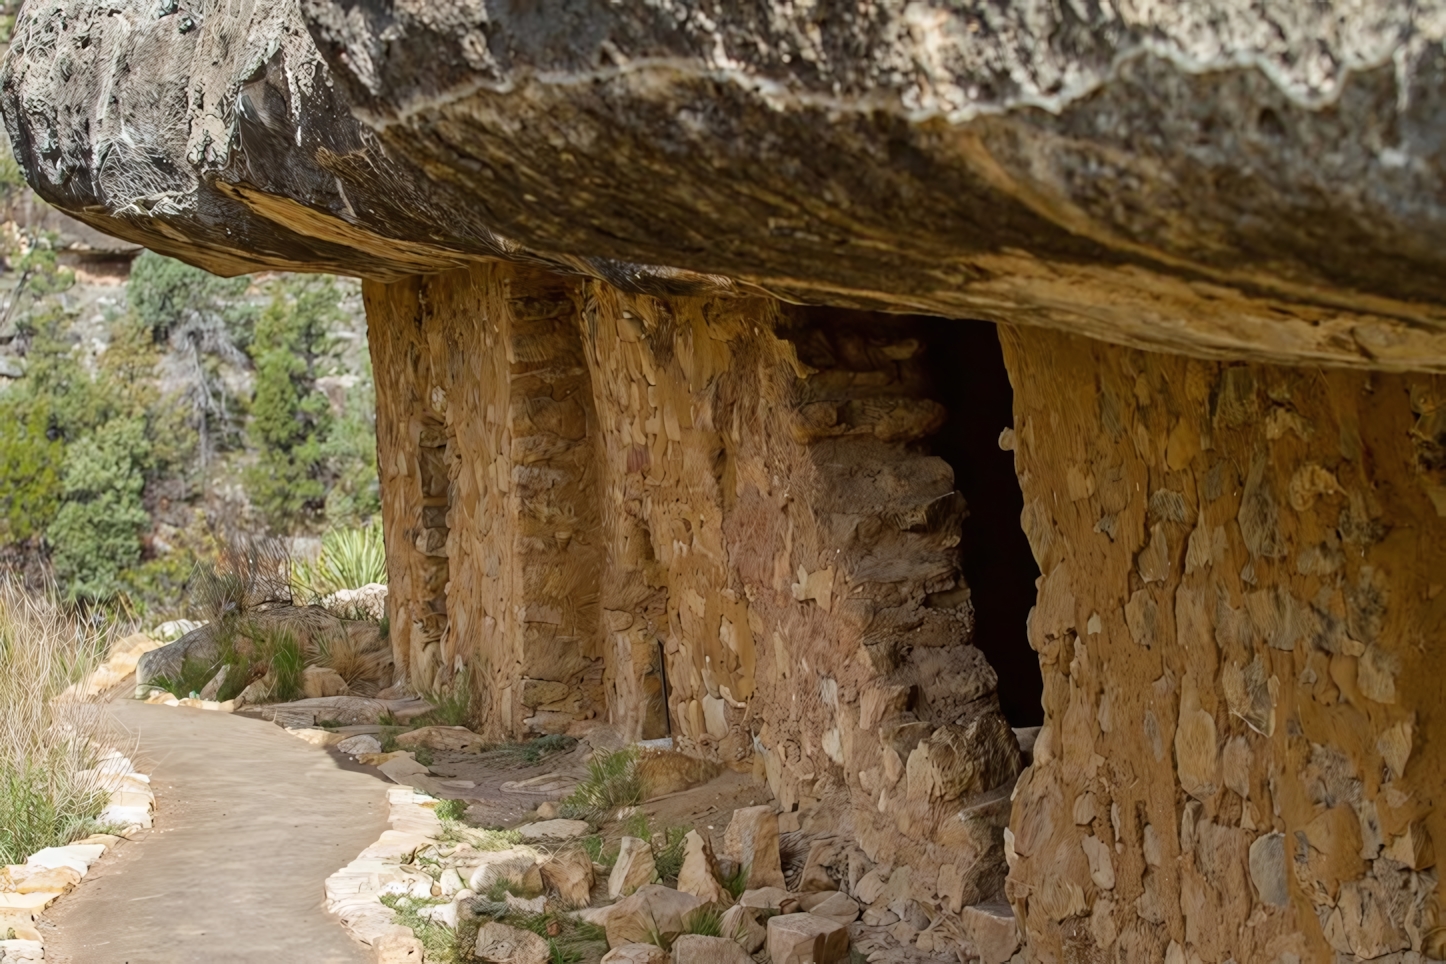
1001, 326, 1446, 962
367, 264, 605, 739
371, 261, 1024, 939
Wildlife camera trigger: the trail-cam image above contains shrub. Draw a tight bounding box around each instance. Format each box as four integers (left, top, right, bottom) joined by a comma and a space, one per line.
47, 417, 152, 601
0, 578, 114, 863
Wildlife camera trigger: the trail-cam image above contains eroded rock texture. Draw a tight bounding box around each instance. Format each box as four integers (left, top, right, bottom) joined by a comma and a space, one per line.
1002, 327, 1446, 962
8, 1, 1446, 366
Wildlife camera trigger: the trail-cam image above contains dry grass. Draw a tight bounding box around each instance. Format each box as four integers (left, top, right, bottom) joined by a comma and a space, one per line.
0, 578, 117, 863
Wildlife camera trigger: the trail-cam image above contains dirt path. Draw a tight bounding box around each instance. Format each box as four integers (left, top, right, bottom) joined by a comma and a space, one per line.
41, 701, 390, 964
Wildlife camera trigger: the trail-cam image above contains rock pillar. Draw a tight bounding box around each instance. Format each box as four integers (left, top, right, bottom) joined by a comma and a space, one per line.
366, 264, 604, 737
1001, 326, 1446, 962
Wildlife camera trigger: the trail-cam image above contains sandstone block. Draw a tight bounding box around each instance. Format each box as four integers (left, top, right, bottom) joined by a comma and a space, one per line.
722, 806, 784, 889
702, 696, 729, 737
517, 819, 591, 841
676, 830, 727, 903
440, 868, 465, 897
466, 847, 544, 895
672, 934, 752, 964
600, 943, 670, 964
27, 844, 105, 875
396, 726, 486, 753
720, 904, 767, 953
959, 902, 1019, 964
537, 801, 560, 819
506, 893, 549, 915
609, 836, 657, 898
289, 727, 345, 747
601, 884, 704, 948
765, 913, 849, 964
302, 665, 349, 698
12, 866, 80, 894
474, 921, 551, 964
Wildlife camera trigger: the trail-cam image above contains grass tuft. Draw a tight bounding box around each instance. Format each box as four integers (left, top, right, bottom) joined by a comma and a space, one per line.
721, 862, 749, 899
0, 578, 116, 864
558, 746, 643, 822
682, 905, 724, 938
652, 825, 689, 882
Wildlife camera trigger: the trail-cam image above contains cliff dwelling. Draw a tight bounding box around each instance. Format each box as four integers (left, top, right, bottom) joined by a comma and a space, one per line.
5, 1, 1446, 962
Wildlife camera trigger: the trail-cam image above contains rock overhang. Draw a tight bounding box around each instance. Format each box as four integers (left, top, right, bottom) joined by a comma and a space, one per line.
4, 0, 1446, 368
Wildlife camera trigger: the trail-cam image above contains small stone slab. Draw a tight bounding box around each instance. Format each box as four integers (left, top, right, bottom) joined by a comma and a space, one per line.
378, 754, 432, 784
27, 844, 105, 874
516, 819, 590, 841
473, 921, 550, 964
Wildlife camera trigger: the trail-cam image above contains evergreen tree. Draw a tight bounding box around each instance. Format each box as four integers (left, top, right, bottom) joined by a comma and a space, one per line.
245, 275, 342, 532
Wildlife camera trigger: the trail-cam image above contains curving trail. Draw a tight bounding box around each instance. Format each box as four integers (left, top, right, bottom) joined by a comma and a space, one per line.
41, 701, 389, 964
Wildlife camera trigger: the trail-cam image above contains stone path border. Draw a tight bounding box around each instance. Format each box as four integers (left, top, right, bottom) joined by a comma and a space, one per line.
325, 784, 445, 961
0, 749, 155, 963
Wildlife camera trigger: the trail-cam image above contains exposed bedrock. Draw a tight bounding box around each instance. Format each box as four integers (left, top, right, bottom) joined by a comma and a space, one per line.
7, 1, 1446, 367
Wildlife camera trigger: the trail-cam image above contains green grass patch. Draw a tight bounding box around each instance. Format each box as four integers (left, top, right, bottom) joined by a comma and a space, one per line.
509, 911, 608, 964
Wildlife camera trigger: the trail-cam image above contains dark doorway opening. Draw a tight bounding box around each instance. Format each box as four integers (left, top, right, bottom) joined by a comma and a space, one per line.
920, 318, 1043, 727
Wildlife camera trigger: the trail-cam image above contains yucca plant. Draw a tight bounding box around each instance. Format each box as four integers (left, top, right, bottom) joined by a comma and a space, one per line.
0, 578, 116, 863
293, 521, 386, 601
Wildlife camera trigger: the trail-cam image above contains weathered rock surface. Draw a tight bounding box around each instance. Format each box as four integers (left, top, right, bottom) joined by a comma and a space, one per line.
599, 885, 705, 949
394, 726, 485, 754
608, 837, 657, 899
10, 2, 1446, 369
675, 830, 726, 904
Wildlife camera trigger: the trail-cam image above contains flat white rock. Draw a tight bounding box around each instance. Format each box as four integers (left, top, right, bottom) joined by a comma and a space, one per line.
516, 819, 590, 841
